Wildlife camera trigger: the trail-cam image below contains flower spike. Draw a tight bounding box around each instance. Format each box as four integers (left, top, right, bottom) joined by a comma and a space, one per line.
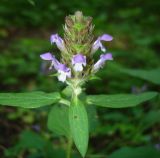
40, 12, 114, 84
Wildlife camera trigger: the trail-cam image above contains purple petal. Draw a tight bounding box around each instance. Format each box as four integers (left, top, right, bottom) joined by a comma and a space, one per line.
40, 52, 60, 70
40, 51, 71, 82
92, 40, 104, 53
92, 34, 113, 54
93, 53, 113, 71
72, 54, 86, 65
57, 64, 71, 82
57, 63, 70, 72
72, 54, 86, 72
50, 34, 65, 52
50, 34, 63, 44
40, 52, 54, 60
100, 34, 113, 41
100, 53, 113, 61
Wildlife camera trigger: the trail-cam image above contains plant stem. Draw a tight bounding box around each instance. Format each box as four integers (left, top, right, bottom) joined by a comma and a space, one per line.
66, 137, 73, 158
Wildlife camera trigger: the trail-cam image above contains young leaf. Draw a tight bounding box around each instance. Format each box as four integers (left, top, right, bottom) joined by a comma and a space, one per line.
69, 97, 89, 157
0, 91, 61, 108
87, 92, 158, 108
47, 104, 70, 138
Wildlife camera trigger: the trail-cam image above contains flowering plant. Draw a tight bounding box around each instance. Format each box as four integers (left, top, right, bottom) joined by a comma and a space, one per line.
0, 11, 157, 158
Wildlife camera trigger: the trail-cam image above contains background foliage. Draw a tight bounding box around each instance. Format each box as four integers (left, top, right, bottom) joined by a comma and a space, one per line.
0, 0, 160, 157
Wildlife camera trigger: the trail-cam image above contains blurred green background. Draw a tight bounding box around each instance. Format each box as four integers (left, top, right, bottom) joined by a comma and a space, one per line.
0, 0, 160, 157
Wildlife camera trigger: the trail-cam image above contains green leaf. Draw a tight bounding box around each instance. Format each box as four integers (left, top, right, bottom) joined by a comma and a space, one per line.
108, 146, 160, 158
0, 91, 61, 108
87, 92, 157, 108
120, 68, 160, 85
47, 104, 70, 138
69, 97, 89, 157
86, 105, 99, 132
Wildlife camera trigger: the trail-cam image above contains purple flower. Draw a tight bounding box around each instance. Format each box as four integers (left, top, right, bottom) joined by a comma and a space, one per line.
40, 52, 58, 70
92, 34, 113, 54
50, 34, 66, 52
56, 63, 71, 82
40, 52, 71, 82
93, 53, 113, 71
72, 54, 86, 72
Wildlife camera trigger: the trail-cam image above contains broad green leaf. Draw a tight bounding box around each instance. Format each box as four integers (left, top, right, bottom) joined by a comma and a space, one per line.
47, 104, 70, 138
69, 97, 89, 157
87, 92, 157, 108
0, 91, 61, 108
108, 146, 160, 158
121, 68, 160, 85
86, 105, 99, 132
